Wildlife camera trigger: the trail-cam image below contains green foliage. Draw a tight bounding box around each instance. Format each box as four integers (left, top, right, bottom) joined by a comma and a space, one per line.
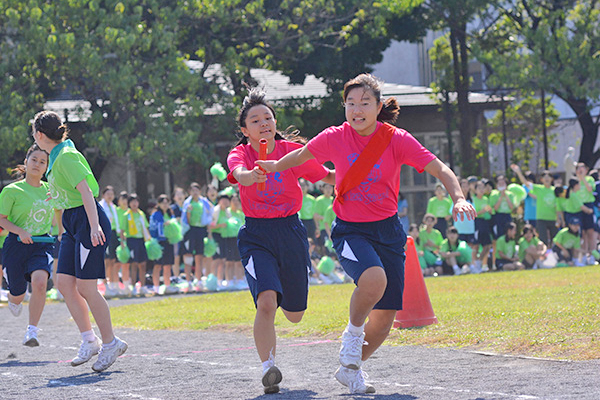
487, 95, 560, 171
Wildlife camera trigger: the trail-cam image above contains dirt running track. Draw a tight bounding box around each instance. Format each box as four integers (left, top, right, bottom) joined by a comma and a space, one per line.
1, 295, 599, 400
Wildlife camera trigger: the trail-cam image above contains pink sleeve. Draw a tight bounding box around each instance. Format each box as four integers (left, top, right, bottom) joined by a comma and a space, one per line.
395, 131, 437, 173
306, 128, 332, 165
226, 146, 246, 184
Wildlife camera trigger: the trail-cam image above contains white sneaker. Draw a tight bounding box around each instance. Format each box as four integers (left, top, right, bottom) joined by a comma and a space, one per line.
452, 265, 462, 276
103, 287, 118, 298
8, 301, 22, 317
262, 365, 282, 394
587, 255, 596, 265
339, 330, 366, 370
23, 327, 40, 347
335, 366, 376, 394
165, 284, 179, 294
481, 263, 489, 272
92, 336, 128, 372
71, 336, 102, 366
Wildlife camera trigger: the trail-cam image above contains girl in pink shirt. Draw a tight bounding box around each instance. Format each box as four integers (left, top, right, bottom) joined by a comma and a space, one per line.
227, 88, 334, 394
258, 74, 475, 394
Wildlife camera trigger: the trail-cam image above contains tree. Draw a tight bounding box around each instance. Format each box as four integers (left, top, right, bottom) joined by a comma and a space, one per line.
477, 0, 600, 166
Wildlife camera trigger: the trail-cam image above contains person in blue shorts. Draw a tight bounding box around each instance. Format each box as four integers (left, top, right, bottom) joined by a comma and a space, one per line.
33, 110, 127, 372
227, 88, 334, 394
0, 144, 58, 346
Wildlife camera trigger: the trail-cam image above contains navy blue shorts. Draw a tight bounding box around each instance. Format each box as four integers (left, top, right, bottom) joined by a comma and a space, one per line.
495, 258, 511, 271
564, 211, 582, 226
156, 241, 174, 265
434, 218, 448, 239
184, 226, 206, 255
474, 218, 492, 246
105, 230, 119, 260
492, 213, 512, 239
459, 233, 476, 244
331, 215, 407, 311
2, 234, 53, 296
582, 204, 595, 230
174, 240, 185, 257
53, 235, 61, 258
127, 237, 147, 263
239, 214, 310, 312
58, 203, 111, 280
213, 232, 226, 259
224, 237, 240, 261
552, 245, 574, 262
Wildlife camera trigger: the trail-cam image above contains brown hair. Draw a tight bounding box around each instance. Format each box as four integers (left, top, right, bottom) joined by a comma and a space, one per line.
33, 111, 69, 142
343, 74, 400, 124
11, 144, 48, 179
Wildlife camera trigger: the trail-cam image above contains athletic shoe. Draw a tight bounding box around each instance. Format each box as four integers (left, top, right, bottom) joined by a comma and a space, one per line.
92, 336, 128, 372
335, 366, 376, 394
104, 287, 119, 298
8, 301, 22, 317
262, 365, 282, 394
71, 336, 102, 366
587, 255, 596, 265
23, 326, 40, 347
339, 330, 366, 370
165, 284, 179, 294
452, 265, 462, 276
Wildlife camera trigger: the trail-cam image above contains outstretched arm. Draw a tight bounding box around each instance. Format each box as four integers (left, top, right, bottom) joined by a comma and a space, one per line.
424, 158, 476, 222
257, 146, 315, 173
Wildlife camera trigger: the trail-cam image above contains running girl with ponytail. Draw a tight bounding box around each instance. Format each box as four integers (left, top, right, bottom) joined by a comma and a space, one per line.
227, 87, 335, 394
258, 74, 475, 394
0, 144, 58, 346
32, 110, 127, 372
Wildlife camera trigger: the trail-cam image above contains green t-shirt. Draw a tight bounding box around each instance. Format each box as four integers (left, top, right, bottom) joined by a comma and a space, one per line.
188, 199, 204, 227
299, 193, 316, 220
426, 196, 453, 218
563, 194, 584, 214
419, 228, 443, 251
488, 190, 516, 214
47, 140, 99, 210
495, 235, 516, 259
555, 197, 566, 212
472, 196, 491, 220
314, 195, 333, 230
553, 227, 581, 249
123, 209, 148, 239
0, 180, 54, 236
531, 184, 556, 221
574, 176, 595, 203
117, 207, 128, 234
323, 205, 336, 229
212, 208, 229, 235
518, 236, 541, 260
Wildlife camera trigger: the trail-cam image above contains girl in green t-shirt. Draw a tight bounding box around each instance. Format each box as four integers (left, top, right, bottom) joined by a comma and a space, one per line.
518, 224, 547, 269
419, 214, 443, 272
575, 163, 597, 265
33, 111, 127, 372
298, 178, 317, 241
426, 184, 453, 238
495, 222, 524, 271
0, 144, 57, 347
408, 224, 437, 277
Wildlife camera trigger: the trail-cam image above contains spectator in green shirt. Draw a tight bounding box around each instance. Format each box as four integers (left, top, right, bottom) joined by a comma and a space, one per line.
575, 163, 597, 265
419, 214, 443, 272
426, 184, 453, 238
495, 222, 524, 271
313, 183, 334, 252
552, 217, 583, 266
439, 226, 472, 276
473, 181, 493, 272
518, 224, 547, 269
298, 178, 317, 241
408, 223, 438, 277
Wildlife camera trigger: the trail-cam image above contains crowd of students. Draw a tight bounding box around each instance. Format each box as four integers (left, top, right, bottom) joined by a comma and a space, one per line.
410, 162, 600, 276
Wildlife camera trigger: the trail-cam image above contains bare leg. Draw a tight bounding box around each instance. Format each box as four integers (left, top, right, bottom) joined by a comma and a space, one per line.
349, 267, 386, 326
56, 273, 93, 333
254, 290, 278, 362
361, 309, 396, 361
28, 270, 49, 327
76, 279, 114, 344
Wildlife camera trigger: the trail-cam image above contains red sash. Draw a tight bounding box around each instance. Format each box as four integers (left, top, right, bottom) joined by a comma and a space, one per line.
335, 123, 396, 205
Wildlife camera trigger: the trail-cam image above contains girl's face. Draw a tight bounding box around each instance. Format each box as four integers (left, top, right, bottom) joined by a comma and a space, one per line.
344, 87, 383, 137
484, 183, 493, 195
435, 186, 445, 197
118, 197, 128, 208
159, 199, 170, 212
475, 183, 485, 196
207, 187, 218, 202
409, 227, 418, 237
103, 189, 115, 203
541, 174, 553, 186
219, 198, 230, 208
190, 187, 201, 198
447, 231, 458, 242
173, 189, 185, 204
231, 197, 242, 210
424, 217, 435, 227
25, 150, 48, 180
129, 199, 139, 210
507, 227, 516, 239
241, 104, 276, 145
524, 230, 533, 240
323, 184, 333, 197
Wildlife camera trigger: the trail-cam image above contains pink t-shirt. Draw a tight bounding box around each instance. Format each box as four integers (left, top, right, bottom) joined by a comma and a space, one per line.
307, 121, 436, 222
227, 140, 329, 218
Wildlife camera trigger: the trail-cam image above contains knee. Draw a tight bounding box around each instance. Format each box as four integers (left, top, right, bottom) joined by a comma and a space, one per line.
256, 292, 278, 317
30, 275, 48, 293
357, 267, 387, 298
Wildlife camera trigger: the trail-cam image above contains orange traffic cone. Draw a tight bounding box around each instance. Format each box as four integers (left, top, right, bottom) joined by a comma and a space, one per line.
394, 236, 438, 328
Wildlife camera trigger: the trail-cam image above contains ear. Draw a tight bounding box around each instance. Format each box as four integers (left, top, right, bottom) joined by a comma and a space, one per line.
240, 127, 249, 137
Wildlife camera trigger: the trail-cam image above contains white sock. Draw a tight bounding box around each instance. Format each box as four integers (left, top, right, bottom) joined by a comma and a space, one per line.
81, 330, 96, 342
103, 338, 117, 348
347, 321, 364, 336
27, 324, 38, 331
153, 285, 160, 292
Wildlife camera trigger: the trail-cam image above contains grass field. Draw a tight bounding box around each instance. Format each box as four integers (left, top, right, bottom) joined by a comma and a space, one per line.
110, 266, 600, 361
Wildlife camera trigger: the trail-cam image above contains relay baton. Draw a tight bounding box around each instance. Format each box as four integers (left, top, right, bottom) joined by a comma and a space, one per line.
17, 236, 56, 243
257, 138, 268, 191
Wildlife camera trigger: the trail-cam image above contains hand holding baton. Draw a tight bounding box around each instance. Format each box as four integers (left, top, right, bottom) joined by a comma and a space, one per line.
257, 138, 268, 191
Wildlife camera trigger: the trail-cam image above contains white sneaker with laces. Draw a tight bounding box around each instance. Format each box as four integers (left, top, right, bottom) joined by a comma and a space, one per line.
335, 366, 376, 394
339, 330, 366, 370
262, 365, 282, 394
8, 301, 22, 317
23, 327, 40, 347
92, 336, 128, 372
71, 336, 102, 366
